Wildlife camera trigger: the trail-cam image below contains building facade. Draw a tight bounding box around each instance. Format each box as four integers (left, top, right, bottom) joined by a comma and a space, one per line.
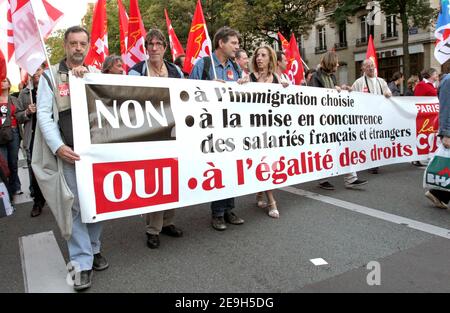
301, 0, 441, 86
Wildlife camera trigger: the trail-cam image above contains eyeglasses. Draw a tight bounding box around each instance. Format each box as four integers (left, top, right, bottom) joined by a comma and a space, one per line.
147, 41, 164, 49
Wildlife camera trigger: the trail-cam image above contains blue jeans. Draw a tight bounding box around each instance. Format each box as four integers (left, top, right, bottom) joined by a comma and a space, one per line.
63, 162, 103, 271
0, 127, 22, 194
211, 198, 235, 217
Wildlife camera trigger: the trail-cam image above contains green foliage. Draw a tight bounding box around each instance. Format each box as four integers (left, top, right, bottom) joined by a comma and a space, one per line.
45, 0, 329, 62
46, 30, 65, 64
331, 0, 438, 29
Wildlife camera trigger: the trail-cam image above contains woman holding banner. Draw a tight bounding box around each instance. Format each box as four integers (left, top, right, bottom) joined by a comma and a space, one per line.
312, 51, 368, 190
250, 46, 288, 218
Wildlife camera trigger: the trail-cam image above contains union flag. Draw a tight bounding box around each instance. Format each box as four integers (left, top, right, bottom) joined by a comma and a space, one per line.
183, 0, 212, 75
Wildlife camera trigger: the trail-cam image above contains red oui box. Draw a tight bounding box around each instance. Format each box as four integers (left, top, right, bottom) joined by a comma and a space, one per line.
92, 158, 179, 214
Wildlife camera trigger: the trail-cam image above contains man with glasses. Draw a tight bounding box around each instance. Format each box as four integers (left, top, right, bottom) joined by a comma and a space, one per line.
129, 29, 184, 250
128, 29, 184, 78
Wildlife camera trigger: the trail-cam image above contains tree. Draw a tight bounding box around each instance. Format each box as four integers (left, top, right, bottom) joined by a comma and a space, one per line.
381, 0, 437, 86
331, 0, 437, 87
221, 0, 327, 49
46, 30, 65, 64
46, 0, 327, 62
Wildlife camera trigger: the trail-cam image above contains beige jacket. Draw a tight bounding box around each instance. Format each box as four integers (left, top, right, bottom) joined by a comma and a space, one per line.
352, 74, 392, 96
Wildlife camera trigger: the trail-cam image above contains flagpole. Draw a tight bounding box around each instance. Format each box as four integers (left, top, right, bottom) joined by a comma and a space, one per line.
27, 75, 34, 104
142, 37, 151, 77
29, 0, 56, 90
301, 58, 310, 71
204, 26, 217, 80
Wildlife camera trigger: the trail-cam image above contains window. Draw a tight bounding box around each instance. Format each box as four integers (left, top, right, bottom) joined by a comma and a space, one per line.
360, 15, 374, 42
386, 15, 397, 37
318, 26, 326, 50
338, 22, 347, 45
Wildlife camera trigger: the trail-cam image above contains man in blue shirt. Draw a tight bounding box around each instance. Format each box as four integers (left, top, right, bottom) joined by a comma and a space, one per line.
189, 26, 246, 230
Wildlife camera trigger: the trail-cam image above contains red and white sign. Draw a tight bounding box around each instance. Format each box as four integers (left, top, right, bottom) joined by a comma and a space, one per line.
93, 158, 179, 215
8, 0, 63, 75
69, 74, 439, 223
416, 103, 440, 155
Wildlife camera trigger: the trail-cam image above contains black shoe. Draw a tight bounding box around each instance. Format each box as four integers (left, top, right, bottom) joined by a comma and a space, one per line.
319, 181, 335, 190
224, 212, 244, 225
345, 179, 368, 189
368, 168, 379, 174
211, 216, 227, 231
93, 253, 109, 271
146, 233, 160, 249
73, 270, 93, 291
161, 225, 183, 237
425, 191, 448, 209
30, 205, 42, 217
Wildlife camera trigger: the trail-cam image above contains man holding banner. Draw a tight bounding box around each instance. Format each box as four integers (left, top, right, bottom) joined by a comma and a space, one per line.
129, 29, 184, 249
36, 26, 108, 291
352, 58, 392, 175
189, 26, 246, 231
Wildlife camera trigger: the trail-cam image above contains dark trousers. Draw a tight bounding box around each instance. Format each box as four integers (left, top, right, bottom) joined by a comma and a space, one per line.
27, 135, 45, 208
211, 198, 235, 217
430, 189, 450, 204
0, 128, 21, 194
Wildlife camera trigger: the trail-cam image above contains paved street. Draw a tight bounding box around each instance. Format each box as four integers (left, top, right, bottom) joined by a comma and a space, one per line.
1, 161, 450, 293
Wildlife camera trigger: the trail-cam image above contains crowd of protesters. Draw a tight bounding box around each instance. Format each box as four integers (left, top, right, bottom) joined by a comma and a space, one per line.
0, 23, 445, 291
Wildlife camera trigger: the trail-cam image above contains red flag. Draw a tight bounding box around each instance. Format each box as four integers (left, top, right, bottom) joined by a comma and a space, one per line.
277, 32, 289, 54
117, 0, 129, 65
7, 0, 15, 62
366, 34, 378, 77
8, 0, 62, 74
0, 50, 6, 81
183, 0, 212, 74
124, 0, 147, 72
85, 0, 108, 69
285, 34, 304, 85
164, 8, 185, 62
19, 67, 28, 86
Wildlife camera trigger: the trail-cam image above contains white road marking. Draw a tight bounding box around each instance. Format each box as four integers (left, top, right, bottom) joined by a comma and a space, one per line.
281, 187, 450, 240
310, 258, 328, 266
19, 231, 73, 293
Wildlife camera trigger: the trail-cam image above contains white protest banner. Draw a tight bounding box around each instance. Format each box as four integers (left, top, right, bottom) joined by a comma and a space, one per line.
69, 74, 439, 223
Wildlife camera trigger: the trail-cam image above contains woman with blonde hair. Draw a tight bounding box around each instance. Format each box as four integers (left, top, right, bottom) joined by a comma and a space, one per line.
311, 51, 367, 190
250, 46, 288, 218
